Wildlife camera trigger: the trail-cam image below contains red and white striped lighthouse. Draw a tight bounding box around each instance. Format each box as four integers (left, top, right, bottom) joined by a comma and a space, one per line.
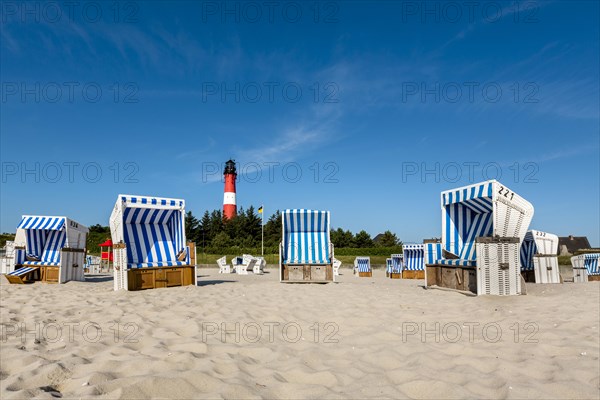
223, 159, 237, 220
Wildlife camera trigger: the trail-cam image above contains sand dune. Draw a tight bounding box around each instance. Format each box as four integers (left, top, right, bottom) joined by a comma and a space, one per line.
1, 269, 598, 399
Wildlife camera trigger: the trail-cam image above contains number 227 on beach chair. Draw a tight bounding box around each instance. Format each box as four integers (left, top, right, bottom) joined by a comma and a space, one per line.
110, 195, 197, 291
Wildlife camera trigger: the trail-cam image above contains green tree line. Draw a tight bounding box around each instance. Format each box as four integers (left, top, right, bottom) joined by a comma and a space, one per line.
185, 207, 402, 253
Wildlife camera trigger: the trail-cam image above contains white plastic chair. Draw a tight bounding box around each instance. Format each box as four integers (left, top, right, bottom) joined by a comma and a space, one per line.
217, 256, 230, 274
333, 258, 342, 276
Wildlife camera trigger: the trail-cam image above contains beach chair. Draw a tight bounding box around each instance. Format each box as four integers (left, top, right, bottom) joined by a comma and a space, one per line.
84, 255, 102, 274
280, 209, 334, 283
423, 240, 443, 286
355, 257, 372, 277
385, 258, 393, 277
333, 258, 342, 276
234, 254, 255, 275
520, 230, 561, 283
110, 195, 197, 291
253, 257, 265, 274
403, 244, 426, 279
425, 180, 534, 295
4, 216, 88, 284
217, 256, 231, 274
389, 254, 403, 279
0, 241, 16, 275
571, 254, 600, 283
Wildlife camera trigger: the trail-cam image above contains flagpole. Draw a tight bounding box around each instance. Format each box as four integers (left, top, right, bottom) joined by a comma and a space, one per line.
261, 205, 264, 256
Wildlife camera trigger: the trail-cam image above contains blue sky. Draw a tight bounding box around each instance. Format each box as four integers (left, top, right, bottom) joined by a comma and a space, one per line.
1, 1, 599, 246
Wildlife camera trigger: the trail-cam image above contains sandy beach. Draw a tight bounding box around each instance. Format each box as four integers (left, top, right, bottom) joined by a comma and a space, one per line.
1, 268, 599, 399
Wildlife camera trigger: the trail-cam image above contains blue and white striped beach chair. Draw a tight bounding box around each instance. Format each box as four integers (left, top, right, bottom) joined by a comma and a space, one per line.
572, 253, 600, 283
520, 230, 560, 283
427, 180, 534, 295
403, 244, 426, 279
385, 258, 393, 277
280, 209, 334, 283
110, 195, 197, 291
4, 216, 88, 284
389, 253, 403, 278
354, 256, 371, 277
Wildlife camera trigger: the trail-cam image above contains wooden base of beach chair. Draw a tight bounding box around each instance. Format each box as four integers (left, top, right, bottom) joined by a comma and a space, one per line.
426, 265, 477, 293
5, 274, 27, 284
402, 270, 425, 279
358, 271, 372, 278
389, 272, 402, 279
127, 266, 196, 291
281, 264, 333, 283
41, 266, 60, 283
589, 275, 600, 282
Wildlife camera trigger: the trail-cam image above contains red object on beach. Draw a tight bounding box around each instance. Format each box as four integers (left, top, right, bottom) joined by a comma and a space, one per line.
223, 159, 237, 220
99, 239, 113, 247
100, 239, 114, 261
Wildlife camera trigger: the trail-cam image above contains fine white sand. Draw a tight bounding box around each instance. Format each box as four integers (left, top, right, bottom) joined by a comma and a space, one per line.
1, 268, 599, 399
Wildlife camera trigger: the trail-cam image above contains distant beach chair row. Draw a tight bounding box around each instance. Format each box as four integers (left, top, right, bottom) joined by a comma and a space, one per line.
3, 182, 597, 293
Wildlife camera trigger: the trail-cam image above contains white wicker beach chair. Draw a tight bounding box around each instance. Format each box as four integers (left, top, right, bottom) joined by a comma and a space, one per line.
520, 230, 560, 283
5, 216, 88, 284
253, 257, 266, 274
217, 256, 231, 274
571, 253, 600, 283
333, 258, 342, 276
280, 209, 334, 283
426, 180, 534, 295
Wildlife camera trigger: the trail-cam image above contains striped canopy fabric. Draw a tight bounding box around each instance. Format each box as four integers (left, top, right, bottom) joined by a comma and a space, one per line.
386, 258, 393, 273
424, 242, 443, 265
121, 195, 183, 208
8, 266, 38, 276
439, 181, 495, 266
121, 206, 186, 269
17, 216, 65, 231
23, 230, 66, 266
391, 254, 403, 273
355, 257, 370, 272
17, 216, 68, 267
583, 254, 600, 275
282, 209, 330, 264
520, 232, 537, 271
403, 244, 425, 271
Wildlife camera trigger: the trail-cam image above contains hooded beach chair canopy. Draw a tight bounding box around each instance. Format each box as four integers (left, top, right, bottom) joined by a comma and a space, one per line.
16, 216, 88, 267
520, 230, 559, 271
281, 209, 331, 264
572, 253, 600, 276
110, 195, 188, 269
437, 180, 534, 267
403, 244, 425, 271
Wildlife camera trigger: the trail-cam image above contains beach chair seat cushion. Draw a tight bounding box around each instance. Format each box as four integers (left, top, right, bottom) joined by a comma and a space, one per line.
23, 261, 60, 266
127, 261, 187, 269
8, 266, 38, 276
435, 259, 477, 267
